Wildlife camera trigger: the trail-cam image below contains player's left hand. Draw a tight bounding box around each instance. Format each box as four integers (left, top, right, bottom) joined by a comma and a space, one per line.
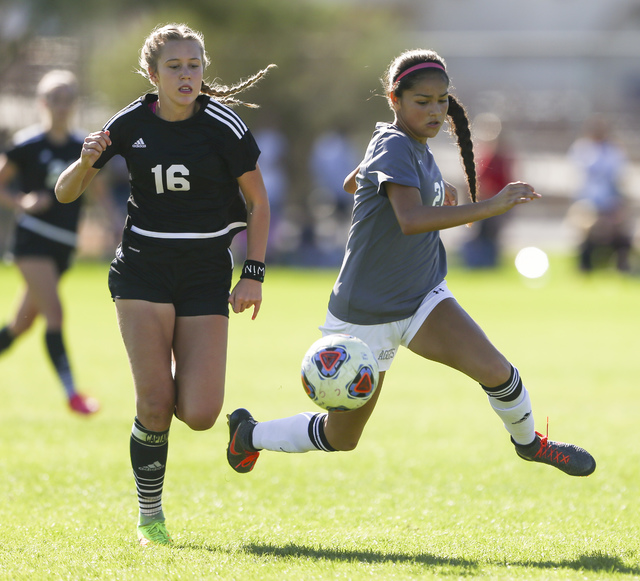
443, 180, 458, 206
229, 278, 263, 320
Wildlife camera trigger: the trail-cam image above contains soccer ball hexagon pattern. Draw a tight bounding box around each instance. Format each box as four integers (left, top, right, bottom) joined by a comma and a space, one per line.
301, 334, 379, 412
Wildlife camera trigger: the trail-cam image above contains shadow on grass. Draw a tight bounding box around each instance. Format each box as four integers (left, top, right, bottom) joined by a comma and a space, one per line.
240, 543, 639, 575
519, 553, 640, 575
244, 542, 477, 569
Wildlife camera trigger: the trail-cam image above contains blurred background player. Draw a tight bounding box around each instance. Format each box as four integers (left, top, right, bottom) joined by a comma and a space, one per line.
0, 70, 99, 415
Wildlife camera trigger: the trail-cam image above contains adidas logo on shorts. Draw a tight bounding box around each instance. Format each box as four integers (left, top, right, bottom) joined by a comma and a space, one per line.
132, 138, 146, 148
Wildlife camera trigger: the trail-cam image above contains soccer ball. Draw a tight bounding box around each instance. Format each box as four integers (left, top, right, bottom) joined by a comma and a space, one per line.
301, 334, 379, 412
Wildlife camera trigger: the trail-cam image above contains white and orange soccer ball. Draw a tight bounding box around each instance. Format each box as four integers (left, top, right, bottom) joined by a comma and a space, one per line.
301, 334, 379, 412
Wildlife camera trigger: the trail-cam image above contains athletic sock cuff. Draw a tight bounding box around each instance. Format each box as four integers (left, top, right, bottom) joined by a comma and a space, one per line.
308, 413, 337, 452
481, 365, 523, 402
131, 417, 169, 447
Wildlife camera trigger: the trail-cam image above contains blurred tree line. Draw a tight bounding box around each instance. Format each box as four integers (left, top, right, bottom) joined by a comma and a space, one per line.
1, 0, 418, 213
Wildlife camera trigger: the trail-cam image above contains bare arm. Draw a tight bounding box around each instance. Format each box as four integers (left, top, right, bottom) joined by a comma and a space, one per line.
229, 163, 271, 319
344, 169, 461, 204
343, 166, 359, 195
387, 181, 540, 236
237, 163, 270, 264
0, 155, 20, 211
0, 154, 54, 213
55, 130, 111, 203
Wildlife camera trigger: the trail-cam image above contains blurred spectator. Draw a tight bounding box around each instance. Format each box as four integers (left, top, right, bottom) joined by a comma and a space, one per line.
307, 124, 360, 264
567, 115, 632, 273
461, 113, 514, 268
253, 121, 289, 262
309, 124, 359, 219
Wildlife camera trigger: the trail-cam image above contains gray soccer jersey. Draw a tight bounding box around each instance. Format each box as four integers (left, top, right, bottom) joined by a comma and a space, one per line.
328, 123, 448, 325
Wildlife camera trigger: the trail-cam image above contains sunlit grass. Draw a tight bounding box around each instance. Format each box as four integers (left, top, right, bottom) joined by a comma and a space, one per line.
0, 258, 638, 580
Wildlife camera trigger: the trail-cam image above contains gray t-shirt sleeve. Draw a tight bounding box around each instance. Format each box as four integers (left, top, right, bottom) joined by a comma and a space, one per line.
365, 132, 420, 196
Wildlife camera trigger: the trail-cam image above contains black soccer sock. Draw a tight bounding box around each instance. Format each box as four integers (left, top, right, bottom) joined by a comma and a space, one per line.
44, 330, 76, 397
130, 417, 169, 523
0, 326, 15, 354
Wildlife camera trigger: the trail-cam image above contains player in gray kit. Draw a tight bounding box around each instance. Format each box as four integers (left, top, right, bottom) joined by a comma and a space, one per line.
227, 49, 595, 478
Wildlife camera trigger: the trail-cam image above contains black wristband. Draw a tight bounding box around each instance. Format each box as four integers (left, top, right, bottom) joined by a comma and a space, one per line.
240, 259, 265, 283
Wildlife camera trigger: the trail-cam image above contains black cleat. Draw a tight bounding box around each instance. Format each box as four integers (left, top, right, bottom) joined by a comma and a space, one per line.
227, 408, 260, 473
513, 431, 596, 477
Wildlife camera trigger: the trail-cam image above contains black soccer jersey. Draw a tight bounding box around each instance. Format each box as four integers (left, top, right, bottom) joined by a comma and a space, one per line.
5, 127, 84, 245
94, 94, 260, 246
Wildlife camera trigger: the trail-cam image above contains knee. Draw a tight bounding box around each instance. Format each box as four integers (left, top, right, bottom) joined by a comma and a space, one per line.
136, 393, 175, 431
9, 320, 31, 338
179, 405, 222, 432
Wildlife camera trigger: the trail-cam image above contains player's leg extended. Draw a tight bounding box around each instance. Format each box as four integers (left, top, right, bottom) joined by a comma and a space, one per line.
323, 372, 386, 451
15, 258, 94, 406
0, 286, 38, 354
115, 299, 175, 544
408, 297, 512, 385
408, 297, 535, 444
9, 259, 98, 413
15, 257, 63, 330
226, 372, 386, 473
172, 314, 228, 431
408, 297, 595, 476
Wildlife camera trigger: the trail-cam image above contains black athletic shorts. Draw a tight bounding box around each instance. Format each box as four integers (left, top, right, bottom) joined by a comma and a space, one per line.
11, 225, 74, 275
108, 229, 233, 317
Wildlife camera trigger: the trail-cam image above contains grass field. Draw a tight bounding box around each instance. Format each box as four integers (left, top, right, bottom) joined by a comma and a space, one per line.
0, 257, 638, 580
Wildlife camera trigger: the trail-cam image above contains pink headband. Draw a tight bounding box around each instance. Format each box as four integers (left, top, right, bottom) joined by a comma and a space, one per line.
394, 62, 446, 85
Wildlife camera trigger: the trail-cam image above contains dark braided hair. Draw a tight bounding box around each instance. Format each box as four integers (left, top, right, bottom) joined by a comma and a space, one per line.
383, 49, 477, 202
446, 95, 477, 202
139, 23, 276, 109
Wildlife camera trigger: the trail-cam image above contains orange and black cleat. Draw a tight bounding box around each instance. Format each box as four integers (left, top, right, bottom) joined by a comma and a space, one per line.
513, 431, 596, 477
227, 408, 260, 473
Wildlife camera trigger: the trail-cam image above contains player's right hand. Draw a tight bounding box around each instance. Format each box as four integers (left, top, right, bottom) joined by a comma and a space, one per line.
19, 191, 53, 214
492, 181, 541, 214
80, 130, 111, 166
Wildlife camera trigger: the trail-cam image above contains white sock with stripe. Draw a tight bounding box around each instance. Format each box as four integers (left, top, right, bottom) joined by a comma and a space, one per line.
252, 412, 336, 453
482, 366, 536, 445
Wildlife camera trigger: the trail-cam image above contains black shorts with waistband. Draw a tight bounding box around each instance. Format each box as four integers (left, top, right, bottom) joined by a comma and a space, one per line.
108, 228, 233, 317
11, 225, 75, 275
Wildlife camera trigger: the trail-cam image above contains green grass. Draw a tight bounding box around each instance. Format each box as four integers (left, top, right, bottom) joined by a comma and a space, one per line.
0, 257, 638, 580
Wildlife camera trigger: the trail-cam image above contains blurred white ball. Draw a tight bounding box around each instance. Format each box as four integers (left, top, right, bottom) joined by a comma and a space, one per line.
515, 247, 549, 279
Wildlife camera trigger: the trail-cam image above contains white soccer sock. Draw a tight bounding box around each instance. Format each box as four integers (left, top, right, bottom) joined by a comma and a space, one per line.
252, 412, 320, 453
488, 387, 535, 445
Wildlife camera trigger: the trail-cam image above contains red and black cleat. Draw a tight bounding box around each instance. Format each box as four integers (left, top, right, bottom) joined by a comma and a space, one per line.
514, 431, 596, 477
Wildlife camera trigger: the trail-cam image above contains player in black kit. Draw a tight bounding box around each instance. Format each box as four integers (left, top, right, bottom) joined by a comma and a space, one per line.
55, 24, 273, 546
0, 70, 99, 415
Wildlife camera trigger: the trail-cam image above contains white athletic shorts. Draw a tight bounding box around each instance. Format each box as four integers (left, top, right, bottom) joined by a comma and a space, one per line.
319, 280, 454, 372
